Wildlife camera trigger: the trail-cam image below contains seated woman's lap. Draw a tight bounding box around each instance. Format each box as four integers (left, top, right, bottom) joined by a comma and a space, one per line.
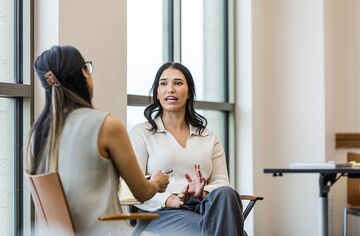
136, 208, 201, 236
133, 186, 243, 236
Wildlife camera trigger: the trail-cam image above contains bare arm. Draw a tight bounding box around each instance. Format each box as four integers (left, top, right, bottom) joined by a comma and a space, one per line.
98, 115, 169, 202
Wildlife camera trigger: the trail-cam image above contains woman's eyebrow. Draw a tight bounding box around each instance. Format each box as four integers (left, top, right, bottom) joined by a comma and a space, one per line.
160, 78, 184, 81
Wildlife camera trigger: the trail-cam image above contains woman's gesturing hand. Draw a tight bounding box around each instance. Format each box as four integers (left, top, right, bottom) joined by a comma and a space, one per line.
165, 184, 191, 208
177, 184, 191, 205
165, 164, 206, 208
184, 164, 206, 200
150, 170, 169, 193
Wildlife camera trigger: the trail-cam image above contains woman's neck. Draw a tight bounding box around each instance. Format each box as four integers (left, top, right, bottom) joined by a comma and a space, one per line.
161, 111, 188, 132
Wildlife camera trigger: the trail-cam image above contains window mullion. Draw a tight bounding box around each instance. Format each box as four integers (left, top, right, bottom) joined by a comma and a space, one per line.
14, 0, 24, 235
14, 98, 23, 236
163, 0, 181, 63
172, 0, 181, 62
163, 0, 173, 62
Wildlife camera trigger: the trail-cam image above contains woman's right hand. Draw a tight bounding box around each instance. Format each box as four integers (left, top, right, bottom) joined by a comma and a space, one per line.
165, 184, 190, 208
149, 171, 169, 193
165, 194, 182, 208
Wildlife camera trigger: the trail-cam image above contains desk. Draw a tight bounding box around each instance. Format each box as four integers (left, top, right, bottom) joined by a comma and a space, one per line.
263, 167, 360, 236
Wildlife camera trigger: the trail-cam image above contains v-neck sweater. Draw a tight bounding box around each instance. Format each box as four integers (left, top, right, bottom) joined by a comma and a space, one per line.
129, 117, 230, 211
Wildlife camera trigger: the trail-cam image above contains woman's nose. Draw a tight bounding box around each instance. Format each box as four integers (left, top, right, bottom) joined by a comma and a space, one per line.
167, 85, 175, 93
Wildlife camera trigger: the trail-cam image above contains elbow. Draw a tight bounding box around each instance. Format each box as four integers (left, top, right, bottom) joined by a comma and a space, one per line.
133, 185, 155, 203
135, 195, 148, 203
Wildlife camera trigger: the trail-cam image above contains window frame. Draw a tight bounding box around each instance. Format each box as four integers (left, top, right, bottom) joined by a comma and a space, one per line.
0, 0, 33, 235
127, 0, 236, 184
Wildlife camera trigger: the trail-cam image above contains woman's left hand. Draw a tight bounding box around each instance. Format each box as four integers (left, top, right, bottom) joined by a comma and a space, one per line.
177, 184, 191, 205
184, 164, 206, 200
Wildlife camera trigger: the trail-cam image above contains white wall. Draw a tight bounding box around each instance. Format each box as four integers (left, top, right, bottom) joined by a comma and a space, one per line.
236, 0, 255, 234
325, 0, 360, 235
34, 0, 59, 117
34, 0, 127, 121
236, 0, 360, 235
256, 0, 325, 235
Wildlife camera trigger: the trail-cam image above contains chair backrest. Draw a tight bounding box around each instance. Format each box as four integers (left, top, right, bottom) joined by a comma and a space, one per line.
347, 152, 360, 207
25, 171, 75, 236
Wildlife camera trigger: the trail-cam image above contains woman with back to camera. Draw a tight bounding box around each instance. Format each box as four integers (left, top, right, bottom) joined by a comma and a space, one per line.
26, 45, 169, 235
129, 62, 245, 236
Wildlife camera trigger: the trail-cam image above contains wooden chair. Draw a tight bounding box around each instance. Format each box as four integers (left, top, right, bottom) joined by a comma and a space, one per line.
240, 195, 264, 220
25, 171, 159, 236
342, 152, 360, 236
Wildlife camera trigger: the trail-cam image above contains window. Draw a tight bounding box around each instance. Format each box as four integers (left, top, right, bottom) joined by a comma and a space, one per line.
0, 0, 15, 83
0, 0, 32, 235
0, 98, 15, 235
127, 0, 235, 182
181, 0, 228, 103
127, 0, 163, 97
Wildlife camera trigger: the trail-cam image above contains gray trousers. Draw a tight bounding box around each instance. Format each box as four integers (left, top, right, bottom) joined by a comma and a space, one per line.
133, 186, 245, 236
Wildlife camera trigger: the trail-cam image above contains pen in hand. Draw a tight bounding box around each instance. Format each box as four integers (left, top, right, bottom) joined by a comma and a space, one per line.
146, 169, 173, 180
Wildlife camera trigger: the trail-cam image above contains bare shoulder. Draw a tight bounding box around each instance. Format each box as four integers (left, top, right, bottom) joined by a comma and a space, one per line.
98, 115, 126, 157
102, 115, 127, 134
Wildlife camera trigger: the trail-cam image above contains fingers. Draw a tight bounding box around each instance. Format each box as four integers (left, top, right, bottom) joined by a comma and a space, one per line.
165, 194, 182, 208
151, 170, 170, 193
179, 184, 189, 195
174, 196, 184, 208
178, 185, 189, 204
184, 173, 193, 183
178, 192, 186, 202
159, 184, 168, 192
195, 164, 202, 179
200, 177, 206, 188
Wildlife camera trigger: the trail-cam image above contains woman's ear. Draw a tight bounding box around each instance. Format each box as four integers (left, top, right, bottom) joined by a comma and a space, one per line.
82, 67, 90, 78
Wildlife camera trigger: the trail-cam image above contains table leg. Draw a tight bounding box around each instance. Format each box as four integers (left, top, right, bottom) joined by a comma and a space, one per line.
319, 173, 337, 236
320, 196, 328, 236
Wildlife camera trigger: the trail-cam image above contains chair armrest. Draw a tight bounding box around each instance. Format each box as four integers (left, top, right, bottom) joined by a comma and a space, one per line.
122, 195, 264, 224
98, 213, 159, 221
240, 195, 264, 201
240, 195, 264, 220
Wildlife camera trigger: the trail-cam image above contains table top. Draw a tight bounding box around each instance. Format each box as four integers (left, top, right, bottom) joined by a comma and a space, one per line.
264, 167, 360, 174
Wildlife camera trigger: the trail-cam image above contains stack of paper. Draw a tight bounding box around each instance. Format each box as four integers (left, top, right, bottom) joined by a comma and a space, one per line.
289, 161, 335, 169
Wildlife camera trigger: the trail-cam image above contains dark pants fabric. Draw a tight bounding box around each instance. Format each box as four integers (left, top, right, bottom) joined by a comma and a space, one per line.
132, 186, 245, 236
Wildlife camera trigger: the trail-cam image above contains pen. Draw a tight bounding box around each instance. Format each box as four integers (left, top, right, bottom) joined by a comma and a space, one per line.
145, 169, 173, 179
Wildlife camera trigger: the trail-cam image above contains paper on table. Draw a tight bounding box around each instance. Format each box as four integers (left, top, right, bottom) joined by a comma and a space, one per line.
289, 161, 335, 169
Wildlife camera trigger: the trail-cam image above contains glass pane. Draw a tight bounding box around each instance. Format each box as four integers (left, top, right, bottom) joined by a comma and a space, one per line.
197, 110, 226, 148
127, 106, 147, 132
181, 0, 227, 102
0, 98, 15, 235
127, 0, 163, 96
0, 0, 15, 83
22, 0, 31, 85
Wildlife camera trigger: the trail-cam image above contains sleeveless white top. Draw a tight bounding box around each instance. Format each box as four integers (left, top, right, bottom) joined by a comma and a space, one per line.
57, 108, 131, 235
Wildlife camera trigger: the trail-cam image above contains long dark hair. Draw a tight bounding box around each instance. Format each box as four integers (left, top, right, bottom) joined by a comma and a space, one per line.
144, 62, 207, 134
27, 45, 93, 174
